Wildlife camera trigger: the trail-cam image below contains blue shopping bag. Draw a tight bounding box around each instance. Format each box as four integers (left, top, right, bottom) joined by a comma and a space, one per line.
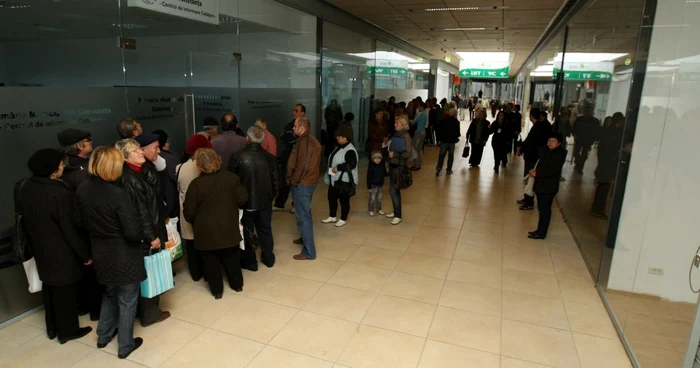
140, 249, 175, 298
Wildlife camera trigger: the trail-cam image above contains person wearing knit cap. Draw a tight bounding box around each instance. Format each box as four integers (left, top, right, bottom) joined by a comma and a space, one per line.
57, 128, 93, 190
321, 123, 358, 228
20, 148, 93, 344
175, 134, 211, 281
366, 151, 386, 216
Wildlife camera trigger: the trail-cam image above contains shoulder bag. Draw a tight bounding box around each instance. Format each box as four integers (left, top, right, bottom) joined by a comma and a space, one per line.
11, 179, 32, 263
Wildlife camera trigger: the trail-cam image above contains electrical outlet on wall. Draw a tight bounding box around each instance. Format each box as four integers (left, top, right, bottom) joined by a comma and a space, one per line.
648, 267, 664, 276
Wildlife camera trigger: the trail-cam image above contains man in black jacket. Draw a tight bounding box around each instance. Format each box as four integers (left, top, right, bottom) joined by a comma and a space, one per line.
528, 133, 567, 239
517, 108, 551, 210
58, 128, 93, 190
274, 103, 305, 212
572, 104, 602, 173
230, 125, 280, 271
435, 108, 461, 176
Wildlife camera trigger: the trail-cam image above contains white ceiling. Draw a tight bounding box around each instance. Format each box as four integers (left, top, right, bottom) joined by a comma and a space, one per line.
326, 0, 646, 75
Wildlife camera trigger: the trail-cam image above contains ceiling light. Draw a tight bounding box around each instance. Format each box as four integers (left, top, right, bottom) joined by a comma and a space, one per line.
424, 6, 510, 12
456, 52, 511, 62
348, 51, 418, 63
432, 27, 488, 31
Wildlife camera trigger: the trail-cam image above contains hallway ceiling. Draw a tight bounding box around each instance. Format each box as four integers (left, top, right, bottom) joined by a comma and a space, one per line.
326, 0, 644, 76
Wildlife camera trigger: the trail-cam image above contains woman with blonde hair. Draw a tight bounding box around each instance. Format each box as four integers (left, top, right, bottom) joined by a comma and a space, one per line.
184, 148, 248, 299
75, 146, 145, 359
386, 115, 413, 225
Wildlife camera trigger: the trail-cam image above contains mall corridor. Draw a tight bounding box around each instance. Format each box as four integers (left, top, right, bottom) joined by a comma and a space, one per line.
0, 125, 631, 367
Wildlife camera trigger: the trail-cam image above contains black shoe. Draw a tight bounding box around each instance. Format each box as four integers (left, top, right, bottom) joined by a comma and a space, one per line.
242, 264, 258, 272
90, 313, 100, 322
446, 170, 453, 175
47, 330, 56, 340
192, 276, 202, 282
293, 237, 304, 245
435, 168, 441, 176
528, 230, 539, 236
59, 326, 92, 345
97, 329, 119, 349
118, 337, 143, 359
528, 233, 546, 240
262, 258, 275, 268
214, 293, 223, 300
234, 288, 243, 293
516, 199, 526, 205
519, 205, 534, 211
494, 167, 499, 174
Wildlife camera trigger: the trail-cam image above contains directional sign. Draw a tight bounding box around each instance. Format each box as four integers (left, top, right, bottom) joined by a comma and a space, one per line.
366, 66, 408, 76
458, 66, 510, 79
553, 68, 612, 81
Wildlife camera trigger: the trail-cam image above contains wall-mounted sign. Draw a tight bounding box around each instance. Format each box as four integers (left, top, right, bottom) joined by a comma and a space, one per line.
554, 62, 614, 81
458, 61, 510, 79
625, 58, 632, 66
445, 56, 451, 63
366, 59, 408, 76
127, 0, 219, 25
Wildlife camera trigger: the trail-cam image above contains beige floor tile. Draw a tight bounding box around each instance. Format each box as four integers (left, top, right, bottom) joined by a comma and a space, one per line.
457, 231, 502, 247
328, 263, 393, 293
453, 244, 503, 266
406, 237, 457, 259
502, 268, 561, 299
565, 301, 617, 339
503, 249, 556, 276
428, 306, 501, 354
502, 319, 580, 368
381, 271, 445, 304
418, 339, 500, 368
363, 232, 414, 251
463, 220, 503, 235
500, 357, 552, 368
20, 309, 45, 328
270, 311, 358, 362
276, 256, 343, 282
503, 291, 569, 330
248, 273, 324, 308
0, 335, 94, 368
304, 284, 377, 322
212, 297, 298, 343
447, 259, 502, 289
160, 281, 197, 311
161, 329, 264, 368
347, 246, 404, 270
558, 277, 601, 305
396, 253, 451, 279
0, 322, 43, 356
315, 240, 360, 262
248, 345, 333, 368
78, 351, 148, 367
439, 280, 502, 317
168, 286, 245, 327
362, 295, 436, 337
415, 225, 461, 243
633, 344, 684, 368
337, 325, 425, 368
429, 205, 467, 218
573, 333, 632, 368
422, 215, 465, 229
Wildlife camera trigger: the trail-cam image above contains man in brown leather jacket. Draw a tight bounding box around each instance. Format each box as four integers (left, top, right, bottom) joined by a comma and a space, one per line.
286, 117, 322, 260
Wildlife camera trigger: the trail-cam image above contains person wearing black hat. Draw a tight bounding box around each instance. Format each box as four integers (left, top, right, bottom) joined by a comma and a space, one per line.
152, 130, 179, 219
115, 138, 171, 328
528, 132, 567, 239
57, 128, 93, 190
19, 148, 93, 344
321, 123, 358, 228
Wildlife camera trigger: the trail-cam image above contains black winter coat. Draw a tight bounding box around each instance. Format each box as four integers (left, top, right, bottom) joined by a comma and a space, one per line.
595, 126, 624, 183
18, 177, 90, 286
118, 163, 167, 245
437, 116, 461, 144
489, 120, 511, 149
522, 121, 552, 161
534, 146, 567, 194
75, 177, 146, 286
278, 120, 297, 164
572, 115, 602, 145
160, 150, 180, 219
229, 143, 280, 210
62, 156, 90, 191
367, 160, 387, 189
466, 119, 490, 145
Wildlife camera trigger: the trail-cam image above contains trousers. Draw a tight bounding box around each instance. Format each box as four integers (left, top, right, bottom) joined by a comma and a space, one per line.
201, 247, 243, 295
591, 182, 612, 214
437, 143, 456, 171
77, 266, 102, 320
274, 165, 292, 208
389, 181, 402, 219
469, 143, 485, 166
292, 184, 317, 259
535, 193, 556, 236
185, 239, 204, 281
44, 282, 80, 340
98, 283, 139, 357
574, 142, 592, 171
368, 186, 383, 212
413, 132, 426, 168
523, 159, 538, 206
242, 209, 275, 268
328, 184, 351, 221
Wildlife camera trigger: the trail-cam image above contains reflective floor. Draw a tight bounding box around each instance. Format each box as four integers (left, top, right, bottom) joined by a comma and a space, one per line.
0, 122, 632, 368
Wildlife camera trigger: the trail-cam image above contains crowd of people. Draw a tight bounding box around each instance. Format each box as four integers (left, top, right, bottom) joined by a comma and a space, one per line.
15, 92, 626, 360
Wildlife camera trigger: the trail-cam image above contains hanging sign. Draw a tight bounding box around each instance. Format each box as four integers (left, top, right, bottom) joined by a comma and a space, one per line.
127, 0, 219, 25
458, 61, 510, 79
366, 60, 408, 76
554, 62, 614, 81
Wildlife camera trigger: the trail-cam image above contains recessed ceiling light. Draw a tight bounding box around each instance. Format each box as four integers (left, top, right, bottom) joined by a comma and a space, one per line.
424, 6, 510, 12
0, 1, 30, 9
431, 27, 504, 31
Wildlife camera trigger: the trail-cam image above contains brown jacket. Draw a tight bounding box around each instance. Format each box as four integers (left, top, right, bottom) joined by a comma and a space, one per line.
286, 132, 322, 186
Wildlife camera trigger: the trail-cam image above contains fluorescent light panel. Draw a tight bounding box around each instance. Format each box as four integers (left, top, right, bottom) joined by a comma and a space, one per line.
425, 6, 510, 11
347, 51, 418, 63
431, 27, 502, 31
456, 52, 511, 62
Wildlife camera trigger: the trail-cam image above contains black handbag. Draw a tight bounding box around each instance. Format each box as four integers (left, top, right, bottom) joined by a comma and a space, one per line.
11, 179, 32, 263
396, 164, 413, 190
335, 169, 357, 197
462, 144, 471, 158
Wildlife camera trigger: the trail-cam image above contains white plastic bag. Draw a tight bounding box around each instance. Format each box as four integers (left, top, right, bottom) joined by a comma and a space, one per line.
165, 218, 183, 261
23, 257, 42, 293
238, 209, 245, 250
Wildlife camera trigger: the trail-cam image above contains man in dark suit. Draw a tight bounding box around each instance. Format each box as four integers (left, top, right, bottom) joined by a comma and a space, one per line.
517, 108, 551, 210
528, 132, 567, 239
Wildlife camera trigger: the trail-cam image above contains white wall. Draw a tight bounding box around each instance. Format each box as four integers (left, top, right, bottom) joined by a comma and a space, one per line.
607, 0, 700, 303
606, 73, 631, 118
436, 68, 450, 103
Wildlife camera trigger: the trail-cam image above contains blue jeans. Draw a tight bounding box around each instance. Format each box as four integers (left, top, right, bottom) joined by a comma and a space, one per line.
389, 182, 402, 219
292, 184, 316, 259
98, 283, 139, 356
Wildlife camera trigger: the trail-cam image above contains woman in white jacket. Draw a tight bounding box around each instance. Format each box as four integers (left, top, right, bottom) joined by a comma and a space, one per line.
321, 124, 358, 228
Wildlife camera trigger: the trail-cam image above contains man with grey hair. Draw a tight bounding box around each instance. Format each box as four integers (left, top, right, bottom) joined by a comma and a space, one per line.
229, 125, 280, 270
435, 108, 461, 176
116, 118, 143, 139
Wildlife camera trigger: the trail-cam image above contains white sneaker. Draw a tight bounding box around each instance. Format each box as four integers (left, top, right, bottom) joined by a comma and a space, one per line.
322, 217, 337, 224
391, 218, 402, 225
290, 207, 295, 214
335, 219, 347, 227
272, 206, 284, 212
385, 212, 395, 218
377, 210, 385, 215
369, 212, 375, 217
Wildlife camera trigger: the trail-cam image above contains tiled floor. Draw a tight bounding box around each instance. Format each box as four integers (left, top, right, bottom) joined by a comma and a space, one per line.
0, 122, 633, 368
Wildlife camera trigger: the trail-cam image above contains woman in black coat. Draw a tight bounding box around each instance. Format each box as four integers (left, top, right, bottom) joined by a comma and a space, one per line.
489, 111, 511, 173
528, 133, 567, 240
74, 146, 145, 359
114, 138, 170, 328
466, 109, 491, 167
19, 148, 93, 344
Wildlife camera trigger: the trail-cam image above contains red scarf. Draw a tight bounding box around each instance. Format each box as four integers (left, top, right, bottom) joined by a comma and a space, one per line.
126, 162, 142, 173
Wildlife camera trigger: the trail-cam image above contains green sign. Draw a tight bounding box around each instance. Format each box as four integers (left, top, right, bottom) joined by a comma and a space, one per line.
458, 66, 510, 79
553, 68, 612, 81
366, 66, 408, 76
